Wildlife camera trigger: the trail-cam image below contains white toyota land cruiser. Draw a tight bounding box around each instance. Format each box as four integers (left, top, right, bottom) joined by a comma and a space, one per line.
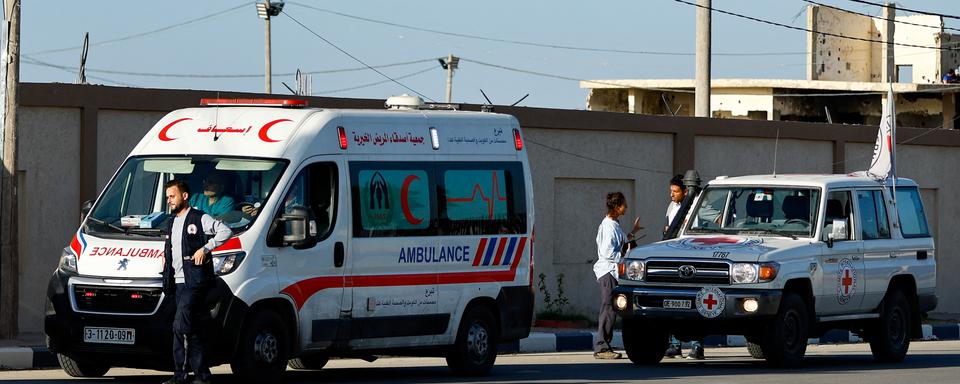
613, 173, 937, 367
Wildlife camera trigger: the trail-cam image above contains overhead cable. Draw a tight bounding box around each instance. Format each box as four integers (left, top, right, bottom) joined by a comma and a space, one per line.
670, 0, 960, 51
315, 66, 436, 94
27, 2, 254, 55
803, 1, 960, 33
846, 0, 960, 20
285, 1, 806, 57
282, 11, 436, 102
21, 55, 439, 79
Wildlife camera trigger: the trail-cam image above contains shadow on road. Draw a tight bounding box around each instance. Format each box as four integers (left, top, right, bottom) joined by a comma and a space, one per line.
6, 350, 959, 383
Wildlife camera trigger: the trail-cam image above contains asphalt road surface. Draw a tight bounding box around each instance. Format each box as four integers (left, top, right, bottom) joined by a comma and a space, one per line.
2, 341, 958, 383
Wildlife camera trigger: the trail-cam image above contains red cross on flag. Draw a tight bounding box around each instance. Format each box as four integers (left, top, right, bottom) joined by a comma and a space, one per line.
867, 86, 896, 182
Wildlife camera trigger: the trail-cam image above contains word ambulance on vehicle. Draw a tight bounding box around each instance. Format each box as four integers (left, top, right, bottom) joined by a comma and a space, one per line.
45, 95, 535, 381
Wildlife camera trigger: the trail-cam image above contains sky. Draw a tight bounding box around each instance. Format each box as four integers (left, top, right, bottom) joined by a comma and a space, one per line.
18, 0, 960, 110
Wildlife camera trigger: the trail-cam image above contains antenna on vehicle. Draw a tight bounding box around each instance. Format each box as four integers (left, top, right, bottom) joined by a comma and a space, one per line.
510, 94, 529, 107
772, 127, 780, 178
213, 91, 221, 141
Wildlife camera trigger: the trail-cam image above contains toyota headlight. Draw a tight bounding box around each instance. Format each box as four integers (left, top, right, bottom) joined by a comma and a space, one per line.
732, 263, 758, 284
619, 260, 645, 281
58, 247, 78, 275
212, 252, 245, 276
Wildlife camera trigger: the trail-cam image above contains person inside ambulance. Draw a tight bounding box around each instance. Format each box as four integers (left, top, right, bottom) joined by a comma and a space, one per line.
189, 171, 236, 218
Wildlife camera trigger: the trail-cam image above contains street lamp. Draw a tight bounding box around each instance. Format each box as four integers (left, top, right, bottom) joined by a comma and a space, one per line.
255, 1, 284, 93
438, 55, 459, 103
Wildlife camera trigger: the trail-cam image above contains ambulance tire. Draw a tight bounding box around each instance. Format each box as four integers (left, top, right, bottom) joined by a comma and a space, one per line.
761, 293, 809, 367
622, 318, 668, 365
868, 290, 911, 363
288, 355, 329, 370
231, 310, 290, 382
57, 353, 109, 377
446, 305, 498, 376
746, 341, 765, 359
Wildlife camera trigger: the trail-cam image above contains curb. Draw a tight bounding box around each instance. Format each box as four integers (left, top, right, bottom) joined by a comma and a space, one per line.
3, 324, 959, 370
500, 323, 960, 353
0, 346, 58, 370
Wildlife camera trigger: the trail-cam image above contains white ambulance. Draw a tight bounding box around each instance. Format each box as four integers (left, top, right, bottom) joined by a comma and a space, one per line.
45, 96, 535, 381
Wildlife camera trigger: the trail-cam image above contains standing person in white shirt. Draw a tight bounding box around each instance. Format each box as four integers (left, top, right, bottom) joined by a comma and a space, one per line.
593, 192, 641, 359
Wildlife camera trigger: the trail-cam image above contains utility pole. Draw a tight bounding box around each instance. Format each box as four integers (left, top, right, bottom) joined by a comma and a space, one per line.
881, 2, 896, 83
695, 0, 711, 118
439, 54, 459, 103
256, 1, 284, 94
0, 0, 20, 339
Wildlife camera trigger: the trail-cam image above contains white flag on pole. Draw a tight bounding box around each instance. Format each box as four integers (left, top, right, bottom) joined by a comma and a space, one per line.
867, 86, 896, 181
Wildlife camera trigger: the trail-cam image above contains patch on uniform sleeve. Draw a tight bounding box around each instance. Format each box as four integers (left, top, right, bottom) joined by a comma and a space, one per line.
187, 224, 198, 235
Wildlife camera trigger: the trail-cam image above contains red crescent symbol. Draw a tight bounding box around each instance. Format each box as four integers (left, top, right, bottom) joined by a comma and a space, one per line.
401, 174, 423, 225
159, 118, 192, 141
259, 118, 292, 143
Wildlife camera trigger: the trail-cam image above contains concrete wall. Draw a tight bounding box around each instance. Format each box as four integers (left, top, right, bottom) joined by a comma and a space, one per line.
16, 107, 81, 332
810, 5, 874, 82
8, 83, 960, 336
886, 15, 943, 84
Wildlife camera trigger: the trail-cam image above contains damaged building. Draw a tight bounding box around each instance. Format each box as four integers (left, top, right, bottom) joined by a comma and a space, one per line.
583, 5, 960, 129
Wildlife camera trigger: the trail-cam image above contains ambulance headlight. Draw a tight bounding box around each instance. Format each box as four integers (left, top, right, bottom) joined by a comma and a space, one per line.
212, 252, 245, 276
619, 260, 645, 281
59, 247, 78, 275
732, 263, 758, 284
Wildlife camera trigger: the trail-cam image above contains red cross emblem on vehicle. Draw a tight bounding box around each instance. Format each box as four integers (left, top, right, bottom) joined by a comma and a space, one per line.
703, 294, 718, 310
841, 269, 853, 294
690, 237, 740, 246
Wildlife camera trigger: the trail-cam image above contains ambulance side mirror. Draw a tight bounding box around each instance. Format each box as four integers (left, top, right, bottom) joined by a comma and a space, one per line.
278, 206, 317, 249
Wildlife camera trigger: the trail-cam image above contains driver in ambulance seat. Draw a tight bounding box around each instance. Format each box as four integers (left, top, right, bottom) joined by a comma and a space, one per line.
189, 172, 236, 218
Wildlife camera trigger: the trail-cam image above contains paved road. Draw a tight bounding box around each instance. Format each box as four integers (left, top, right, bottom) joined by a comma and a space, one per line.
2, 341, 958, 383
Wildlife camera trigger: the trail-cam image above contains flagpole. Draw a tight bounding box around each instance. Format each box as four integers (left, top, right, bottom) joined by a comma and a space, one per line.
890, 83, 896, 204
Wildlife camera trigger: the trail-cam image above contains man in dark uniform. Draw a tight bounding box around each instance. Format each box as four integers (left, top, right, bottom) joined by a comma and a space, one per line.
161, 180, 232, 384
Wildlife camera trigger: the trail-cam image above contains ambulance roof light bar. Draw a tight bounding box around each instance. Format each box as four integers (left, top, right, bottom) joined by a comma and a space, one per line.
199, 98, 307, 108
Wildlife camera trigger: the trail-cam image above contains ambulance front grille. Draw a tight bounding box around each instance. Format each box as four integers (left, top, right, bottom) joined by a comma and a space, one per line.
72, 285, 163, 314
644, 259, 731, 285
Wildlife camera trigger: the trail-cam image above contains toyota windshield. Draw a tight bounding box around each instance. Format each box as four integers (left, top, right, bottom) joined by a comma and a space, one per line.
84, 156, 288, 239
685, 186, 821, 238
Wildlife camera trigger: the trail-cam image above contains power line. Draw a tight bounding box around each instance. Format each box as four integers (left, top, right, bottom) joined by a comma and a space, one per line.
315, 66, 436, 94
22, 56, 136, 87
670, 0, 960, 51
460, 56, 960, 98
525, 139, 672, 175
286, 2, 807, 57
803, 1, 960, 33
21, 54, 438, 79
282, 11, 435, 102
846, 0, 960, 21
26, 2, 254, 56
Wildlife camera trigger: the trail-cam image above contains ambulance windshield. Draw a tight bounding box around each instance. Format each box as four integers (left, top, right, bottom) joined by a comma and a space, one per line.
84, 155, 288, 238
686, 186, 821, 238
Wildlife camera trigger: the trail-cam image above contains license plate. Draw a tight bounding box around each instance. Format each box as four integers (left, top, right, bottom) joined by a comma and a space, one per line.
83, 327, 135, 345
663, 299, 692, 309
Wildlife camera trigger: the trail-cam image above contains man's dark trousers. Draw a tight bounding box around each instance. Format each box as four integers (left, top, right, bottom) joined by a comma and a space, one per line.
173, 283, 211, 382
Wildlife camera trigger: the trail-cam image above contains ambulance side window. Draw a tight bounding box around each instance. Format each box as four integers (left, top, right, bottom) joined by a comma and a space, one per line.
350, 162, 436, 238
267, 162, 338, 247
437, 162, 527, 235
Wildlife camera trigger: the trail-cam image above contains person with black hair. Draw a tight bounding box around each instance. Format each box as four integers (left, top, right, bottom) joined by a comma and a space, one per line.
593, 191, 641, 359
161, 179, 232, 384
662, 175, 705, 360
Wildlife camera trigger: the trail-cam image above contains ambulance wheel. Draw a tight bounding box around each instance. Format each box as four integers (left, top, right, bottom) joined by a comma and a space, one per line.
288, 355, 329, 370
868, 290, 911, 363
746, 341, 765, 359
231, 310, 289, 382
57, 353, 109, 377
446, 305, 498, 376
761, 293, 808, 367
622, 318, 668, 365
